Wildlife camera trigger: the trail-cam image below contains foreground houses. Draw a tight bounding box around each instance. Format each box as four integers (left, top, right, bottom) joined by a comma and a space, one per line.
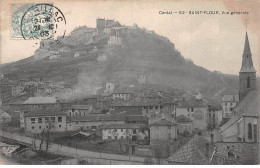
167, 135, 223, 164
24, 108, 67, 134
101, 124, 148, 141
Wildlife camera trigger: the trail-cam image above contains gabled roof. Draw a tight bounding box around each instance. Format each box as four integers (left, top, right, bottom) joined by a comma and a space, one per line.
126, 115, 147, 122
71, 105, 90, 109
0, 110, 11, 117
110, 101, 162, 107
176, 99, 207, 108
67, 112, 126, 122
234, 90, 259, 116
240, 90, 260, 117
72, 131, 91, 137
113, 92, 133, 94
102, 124, 147, 129
150, 118, 177, 126
167, 135, 214, 164
24, 108, 66, 117
24, 97, 57, 104
222, 94, 239, 102
220, 90, 259, 132
176, 115, 193, 123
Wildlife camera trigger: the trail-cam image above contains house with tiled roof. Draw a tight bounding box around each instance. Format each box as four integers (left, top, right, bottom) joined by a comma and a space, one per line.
64, 104, 92, 116
24, 108, 67, 134
222, 94, 239, 119
23, 96, 60, 108
149, 118, 178, 158
112, 91, 133, 101
109, 100, 164, 118
176, 115, 193, 134
66, 112, 126, 131
109, 101, 143, 115
208, 103, 223, 129
140, 91, 162, 102
167, 135, 224, 164
101, 124, 148, 141
174, 99, 208, 132
126, 115, 148, 125
150, 118, 178, 142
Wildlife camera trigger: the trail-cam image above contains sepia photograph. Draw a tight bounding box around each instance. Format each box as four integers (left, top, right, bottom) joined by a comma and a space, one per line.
0, 0, 259, 165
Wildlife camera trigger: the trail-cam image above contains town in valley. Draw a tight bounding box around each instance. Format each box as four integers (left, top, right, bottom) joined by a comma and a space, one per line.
0, 18, 259, 165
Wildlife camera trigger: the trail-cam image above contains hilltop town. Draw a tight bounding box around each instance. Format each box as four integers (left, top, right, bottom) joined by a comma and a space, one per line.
0, 19, 259, 165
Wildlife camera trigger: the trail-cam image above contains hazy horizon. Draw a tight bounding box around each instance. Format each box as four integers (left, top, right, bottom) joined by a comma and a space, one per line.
0, 0, 259, 76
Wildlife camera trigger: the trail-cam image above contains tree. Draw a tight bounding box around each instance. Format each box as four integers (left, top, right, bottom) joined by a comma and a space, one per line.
39, 129, 45, 150
45, 129, 50, 153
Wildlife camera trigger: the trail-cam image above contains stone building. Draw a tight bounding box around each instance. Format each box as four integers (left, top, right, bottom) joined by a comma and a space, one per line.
112, 92, 133, 101
66, 112, 126, 131
174, 99, 208, 132
101, 124, 148, 141
208, 104, 223, 128
222, 94, 239, 118
216, 32, 259, 164
176, 115, 193, 134
108, 29, 122, 45
11, 85, 25, 96
24, 108, 67, 134
64, 104, 92, 116
150, 118, 177, 141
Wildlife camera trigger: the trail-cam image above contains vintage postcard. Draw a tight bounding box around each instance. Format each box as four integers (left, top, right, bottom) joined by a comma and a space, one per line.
0, 0, 259, 165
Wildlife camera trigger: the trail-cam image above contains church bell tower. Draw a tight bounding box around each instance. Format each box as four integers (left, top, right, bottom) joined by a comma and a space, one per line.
239, 31, 256, 101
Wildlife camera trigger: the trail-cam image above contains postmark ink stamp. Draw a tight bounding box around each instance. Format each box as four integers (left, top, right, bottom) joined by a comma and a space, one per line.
21, 3, 66, 40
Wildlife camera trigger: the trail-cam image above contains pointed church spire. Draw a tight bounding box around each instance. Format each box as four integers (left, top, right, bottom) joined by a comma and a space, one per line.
240, 31, 256, 73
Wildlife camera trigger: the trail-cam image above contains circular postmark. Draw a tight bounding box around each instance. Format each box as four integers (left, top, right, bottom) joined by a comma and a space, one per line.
21, 3, 66, 40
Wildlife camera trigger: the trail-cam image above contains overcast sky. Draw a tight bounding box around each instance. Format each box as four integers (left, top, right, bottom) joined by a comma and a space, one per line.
0, 0, 259, 76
